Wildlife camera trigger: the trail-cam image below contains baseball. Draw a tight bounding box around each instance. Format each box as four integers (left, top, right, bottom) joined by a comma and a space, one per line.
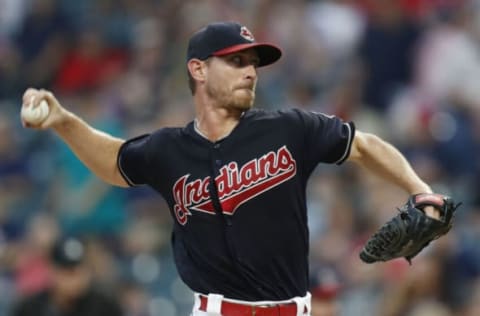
21, 99, 50, 125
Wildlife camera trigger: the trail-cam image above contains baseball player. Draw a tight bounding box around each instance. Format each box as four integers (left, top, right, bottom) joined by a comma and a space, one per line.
21, 22, 441, 316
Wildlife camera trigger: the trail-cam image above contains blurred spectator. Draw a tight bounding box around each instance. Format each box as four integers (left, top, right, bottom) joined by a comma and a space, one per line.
378, 253, 450, 316
119, 281, 150, 316
310, 265, 342, 316
461, 277, 480, 316
54, 26, 129, 94
407, 301, 453, 316
13, 213, 59, 297
0, 113, 34, 240
358, 0, 423, 112
14, 0, 72, 90
0, 0, 27, 37
415, 0, 480, 118
305, 0, 364, 62
116, 17, 167, 125
11, 237, 123, 316
48, 94, 128, 237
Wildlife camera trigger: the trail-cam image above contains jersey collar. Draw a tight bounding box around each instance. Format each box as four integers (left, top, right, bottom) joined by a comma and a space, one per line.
184, 110, 251, 145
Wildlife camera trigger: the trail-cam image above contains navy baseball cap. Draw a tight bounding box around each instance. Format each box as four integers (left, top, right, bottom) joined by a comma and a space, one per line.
187, 22, 282, 67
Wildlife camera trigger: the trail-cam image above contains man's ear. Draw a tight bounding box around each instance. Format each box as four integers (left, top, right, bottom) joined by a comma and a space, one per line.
187, 59, 206, 82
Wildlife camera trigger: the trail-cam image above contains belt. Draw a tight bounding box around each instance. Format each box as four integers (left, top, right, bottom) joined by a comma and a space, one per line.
199, 295, 307, 316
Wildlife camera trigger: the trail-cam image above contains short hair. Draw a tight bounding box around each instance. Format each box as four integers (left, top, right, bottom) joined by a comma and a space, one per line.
187, 69, 196, 95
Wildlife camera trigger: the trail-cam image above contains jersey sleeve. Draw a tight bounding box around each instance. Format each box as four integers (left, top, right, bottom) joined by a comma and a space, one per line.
293, 109, 355, 165
117, 134, 151, 186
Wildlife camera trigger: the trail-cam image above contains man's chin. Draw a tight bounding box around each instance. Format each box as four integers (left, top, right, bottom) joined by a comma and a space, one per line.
236, 93, 255, 108
233, 99, 254, 111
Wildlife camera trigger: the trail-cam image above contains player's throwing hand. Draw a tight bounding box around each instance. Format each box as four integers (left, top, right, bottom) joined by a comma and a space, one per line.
21, 88, 66, 129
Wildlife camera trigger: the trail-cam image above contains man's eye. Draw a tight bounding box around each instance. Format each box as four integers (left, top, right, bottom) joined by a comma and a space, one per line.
231, 56, 242, 66
228, 55, 258, 68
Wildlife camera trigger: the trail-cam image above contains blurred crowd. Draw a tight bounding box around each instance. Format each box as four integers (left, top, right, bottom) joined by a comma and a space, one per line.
1, 0, 480, 315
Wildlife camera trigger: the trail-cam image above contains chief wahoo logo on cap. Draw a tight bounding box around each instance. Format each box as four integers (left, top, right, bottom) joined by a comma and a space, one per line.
240, 26, 255, 41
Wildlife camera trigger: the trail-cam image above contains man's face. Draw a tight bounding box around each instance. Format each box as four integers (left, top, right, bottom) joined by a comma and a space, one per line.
204, 48, 260, 111
52, 265, 91, 300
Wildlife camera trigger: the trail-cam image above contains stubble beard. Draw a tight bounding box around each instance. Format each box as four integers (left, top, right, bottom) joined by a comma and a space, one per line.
206, 82, 255, 111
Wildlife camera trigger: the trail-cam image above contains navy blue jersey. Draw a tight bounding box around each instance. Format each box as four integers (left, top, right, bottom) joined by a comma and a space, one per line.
117, 108, 355, 301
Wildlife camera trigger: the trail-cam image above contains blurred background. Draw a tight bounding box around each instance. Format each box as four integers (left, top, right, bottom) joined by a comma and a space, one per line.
1, 0, 480, 315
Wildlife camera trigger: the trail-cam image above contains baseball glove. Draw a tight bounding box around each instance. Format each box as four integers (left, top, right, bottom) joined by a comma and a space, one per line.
359, 193, 461, 264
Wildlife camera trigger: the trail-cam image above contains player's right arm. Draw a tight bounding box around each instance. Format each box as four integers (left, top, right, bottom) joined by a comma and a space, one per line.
21, 88, 129, 188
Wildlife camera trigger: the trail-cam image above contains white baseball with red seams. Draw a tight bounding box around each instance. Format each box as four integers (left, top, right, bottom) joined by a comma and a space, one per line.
21, 99, 50, 124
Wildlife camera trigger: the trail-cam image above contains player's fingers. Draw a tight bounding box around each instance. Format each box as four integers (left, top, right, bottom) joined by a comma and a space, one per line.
22, 88, 40, 106
28, 95, 37, 108
424, 205, 440, 220
41, 90, 57, 106
22, 88, 53, 108
21, 95, 42, 114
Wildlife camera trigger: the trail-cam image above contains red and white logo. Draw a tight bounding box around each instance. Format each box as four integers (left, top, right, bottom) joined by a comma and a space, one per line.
240, 26, 255, 42
172, 146, 297, 225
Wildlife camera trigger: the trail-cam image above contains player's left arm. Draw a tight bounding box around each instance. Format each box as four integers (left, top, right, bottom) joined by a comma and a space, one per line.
347, 131, 439, 218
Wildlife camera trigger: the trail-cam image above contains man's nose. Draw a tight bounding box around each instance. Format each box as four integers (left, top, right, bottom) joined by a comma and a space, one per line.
244, 64, 257, 80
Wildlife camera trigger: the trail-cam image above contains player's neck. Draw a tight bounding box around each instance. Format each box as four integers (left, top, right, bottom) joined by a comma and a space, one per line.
194, 107, 243, 142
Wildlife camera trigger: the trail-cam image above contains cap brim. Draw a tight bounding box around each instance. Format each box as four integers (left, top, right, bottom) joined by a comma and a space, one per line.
212, 43, 282, 67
